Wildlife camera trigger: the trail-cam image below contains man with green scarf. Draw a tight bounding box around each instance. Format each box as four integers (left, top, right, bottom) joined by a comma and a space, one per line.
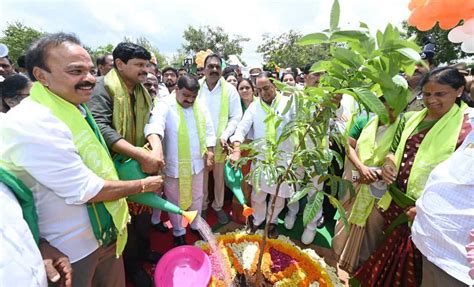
87, 42, 163, 286
145, 75, 216, 246
0, 33, 163, 287
230, 72, 296, 239
199, 53, 243, 224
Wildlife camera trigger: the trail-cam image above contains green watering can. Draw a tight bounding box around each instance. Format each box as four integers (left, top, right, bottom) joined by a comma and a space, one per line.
224, 160, 253, 217
113, 154, 197, 224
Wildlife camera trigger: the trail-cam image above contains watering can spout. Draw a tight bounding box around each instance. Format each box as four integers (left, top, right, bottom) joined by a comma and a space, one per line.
242, 204, 254, 217
182, 210, 198, 224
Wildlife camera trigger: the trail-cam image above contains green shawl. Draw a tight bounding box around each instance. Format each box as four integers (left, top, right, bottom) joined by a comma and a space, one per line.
348, 115, 400, 226
29, 82, 130, 257
104, 68, 152, 147
0, 167, 39, 244
199, 77, 229, 163
378, 104, 466, 210
177, 98, 207, 209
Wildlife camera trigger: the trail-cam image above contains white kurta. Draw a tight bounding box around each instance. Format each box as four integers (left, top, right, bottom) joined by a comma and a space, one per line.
0, 99, 104, 263
0, 183, 47, 287
230, 95, 295, 198
412, 128, 474, 286
198, 78, 243, 141
144, 97, 216, 178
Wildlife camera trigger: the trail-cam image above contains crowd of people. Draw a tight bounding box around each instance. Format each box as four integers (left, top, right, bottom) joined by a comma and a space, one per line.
0, 31, 473, 287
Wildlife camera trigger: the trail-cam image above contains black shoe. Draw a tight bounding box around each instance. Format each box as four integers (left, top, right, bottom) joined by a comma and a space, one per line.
268, 223, 279, 239
316, 216, 325, 229
153, 222, 169, 233
145, 251, 163, 263
129, 267, 152, 287
173, 235, 187, 246
245, 216, 259, 235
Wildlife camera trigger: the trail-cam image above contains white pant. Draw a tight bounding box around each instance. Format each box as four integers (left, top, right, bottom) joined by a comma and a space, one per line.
202, 162, 225, 211
164, 171, 204, 237
251, 190, 285, 226
151, 187, 164, 224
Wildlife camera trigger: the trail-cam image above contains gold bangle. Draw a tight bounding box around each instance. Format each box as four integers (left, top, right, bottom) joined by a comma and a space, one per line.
140, 179, 146, 193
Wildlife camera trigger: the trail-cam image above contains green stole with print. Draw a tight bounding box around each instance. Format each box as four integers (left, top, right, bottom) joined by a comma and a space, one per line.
199, 78, 229, 163
177, 98, 207, 209
260, 93, 282, 161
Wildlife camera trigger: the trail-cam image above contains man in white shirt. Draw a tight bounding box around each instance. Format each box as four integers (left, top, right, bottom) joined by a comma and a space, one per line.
230, 72, 295, 239
145, 75, 215, 245
199, 54, 243, 224
0, 32, 163, 287
412, 128, 474, 287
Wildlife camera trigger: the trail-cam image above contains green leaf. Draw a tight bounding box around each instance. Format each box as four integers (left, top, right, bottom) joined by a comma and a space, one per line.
396, 47, 421, 62
352, 87, 389, 123
330, 0, 340, 31
333, 47, 363, 69
289, 185, 313, 205
328, 194, 350, 233
297, 33, 329, 45
310, 60, 332, 73
329, 30, 368, 42
303, 191, 325, 226
359, 21, 369, 29
252, 168, 262, 194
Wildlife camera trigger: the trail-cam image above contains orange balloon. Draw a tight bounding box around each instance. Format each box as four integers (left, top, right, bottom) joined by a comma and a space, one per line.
439, 16, 461, 30
408, 0, 428, 11
418, 19, 438, 31
408, 8, 425, 26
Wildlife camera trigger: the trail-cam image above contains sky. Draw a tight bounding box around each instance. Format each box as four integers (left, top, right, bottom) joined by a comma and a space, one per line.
0, 0, 411, 67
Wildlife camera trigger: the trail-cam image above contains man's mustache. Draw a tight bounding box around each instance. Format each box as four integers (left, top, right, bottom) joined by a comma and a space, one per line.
75, 81, 96, 89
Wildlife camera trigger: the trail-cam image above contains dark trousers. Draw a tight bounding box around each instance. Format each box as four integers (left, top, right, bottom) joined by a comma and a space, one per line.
72, 243, 125, 287
123, 212, 152, 274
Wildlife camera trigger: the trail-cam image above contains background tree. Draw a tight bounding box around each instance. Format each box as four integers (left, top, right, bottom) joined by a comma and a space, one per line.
0, 21, 43, 65
257, 30, 330, 68
181, 25, 249, 60
402, 20, 466, 65
123, 36, 168, 67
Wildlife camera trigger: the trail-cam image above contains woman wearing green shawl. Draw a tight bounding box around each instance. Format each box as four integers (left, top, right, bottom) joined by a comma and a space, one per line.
353, 67, 473, 286
333, 98, 400, 273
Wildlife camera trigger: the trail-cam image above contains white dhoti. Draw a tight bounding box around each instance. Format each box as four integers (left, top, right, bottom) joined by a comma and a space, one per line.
164, 170, 204, 237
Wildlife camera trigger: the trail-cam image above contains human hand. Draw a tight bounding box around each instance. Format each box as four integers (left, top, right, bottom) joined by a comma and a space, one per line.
141, 175, 164, 193
220, 138, 228, 148
39, 241, 72, 287
138, 150, 162, 175
405, 206, 417, 221
229, 150, 241, 165
381, 159, 397, 184
357, 165, 378, 184
205, 152, 214, 171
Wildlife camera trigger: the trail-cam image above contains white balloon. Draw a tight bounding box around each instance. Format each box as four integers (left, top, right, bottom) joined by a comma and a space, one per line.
461, 39, 474, 54
462, 18, 474, 35
448, 26, 467, 43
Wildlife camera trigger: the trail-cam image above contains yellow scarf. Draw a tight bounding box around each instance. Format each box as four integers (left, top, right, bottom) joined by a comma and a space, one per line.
177, 99, 207, 209
378, 104, 465, 210
104, 68, 152, 146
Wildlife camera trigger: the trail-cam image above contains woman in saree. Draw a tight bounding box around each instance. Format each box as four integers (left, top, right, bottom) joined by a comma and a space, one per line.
332, 97, 400, 273
352, 67, 473, 286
